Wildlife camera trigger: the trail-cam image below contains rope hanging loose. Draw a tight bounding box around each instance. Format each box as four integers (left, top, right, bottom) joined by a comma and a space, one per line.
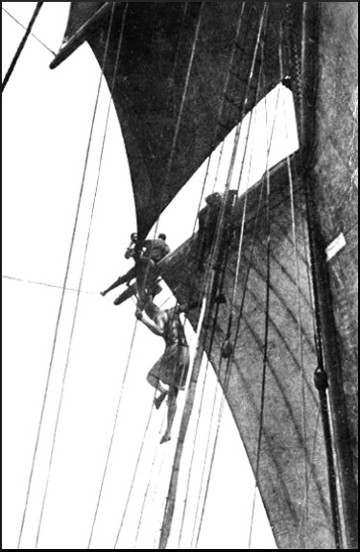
2, 2, 44, 92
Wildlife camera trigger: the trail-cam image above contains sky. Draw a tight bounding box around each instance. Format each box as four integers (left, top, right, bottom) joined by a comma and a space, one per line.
3, 3, 298, 549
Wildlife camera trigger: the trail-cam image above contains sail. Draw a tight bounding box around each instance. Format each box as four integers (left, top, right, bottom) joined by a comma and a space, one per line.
160, 157, 336, 549
51, 1, 299, 239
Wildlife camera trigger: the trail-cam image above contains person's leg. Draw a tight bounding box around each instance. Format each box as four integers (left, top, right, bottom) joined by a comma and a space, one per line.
113, 283, 137, 306
161, 387, 178, 444
101, 266, 137, 296
147, 367, 168, 409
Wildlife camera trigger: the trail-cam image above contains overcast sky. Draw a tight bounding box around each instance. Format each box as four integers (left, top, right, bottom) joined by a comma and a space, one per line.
3, 3, 298, 549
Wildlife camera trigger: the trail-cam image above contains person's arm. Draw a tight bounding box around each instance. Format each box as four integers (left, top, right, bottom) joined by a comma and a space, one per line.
136, 308, 165, 337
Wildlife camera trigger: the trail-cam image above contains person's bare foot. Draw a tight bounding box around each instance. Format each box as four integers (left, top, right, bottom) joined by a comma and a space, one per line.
154, 392, 167, 410
100, 291, 107, 297
160, 432, 171, 444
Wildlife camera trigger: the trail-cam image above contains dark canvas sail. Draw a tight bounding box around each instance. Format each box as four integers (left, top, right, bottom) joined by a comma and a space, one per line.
51, 1, 297, 239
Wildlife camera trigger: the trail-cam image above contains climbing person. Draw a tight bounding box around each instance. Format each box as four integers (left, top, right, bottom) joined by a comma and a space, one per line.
100, 233, 139, 298
100, 234, 170, 306
197, 190, 237, 307
197, 192, 222, 272
135, 298, 196, 444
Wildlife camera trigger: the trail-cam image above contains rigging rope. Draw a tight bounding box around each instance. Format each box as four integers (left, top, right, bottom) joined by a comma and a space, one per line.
17, 5, 117, 549
177, 8, 260, 541
2, 2, 44, 92
35, 4, 121, 547
134, 417, 167, 548
165, 3, 204, 187
88, 321, 138, 548
203, 3, 268, 340
113, 403, 157, 549
2, 274, 97, 295
248, 22, 272, 550
286, 4, 343, 548
279, 25, 309, 546
190, 383, 221, 549
158, 5, 269, 549
188, 2, 246, 243
2, 6, 55, 55
193, 20, 286, 548
177, 357, 214, 549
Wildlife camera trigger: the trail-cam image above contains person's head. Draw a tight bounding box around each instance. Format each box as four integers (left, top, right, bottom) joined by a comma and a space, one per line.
206, 192, 222, 207
158, 233, 167, 242
130, 232, 138, 242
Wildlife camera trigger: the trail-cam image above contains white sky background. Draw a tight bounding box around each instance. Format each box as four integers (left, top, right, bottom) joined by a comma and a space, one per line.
2, 3, 299, 550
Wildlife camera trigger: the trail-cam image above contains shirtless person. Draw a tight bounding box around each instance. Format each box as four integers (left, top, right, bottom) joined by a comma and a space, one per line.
136, 298, 194, 444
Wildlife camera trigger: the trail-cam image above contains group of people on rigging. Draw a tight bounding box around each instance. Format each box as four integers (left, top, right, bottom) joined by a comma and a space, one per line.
100, 189, 237, 443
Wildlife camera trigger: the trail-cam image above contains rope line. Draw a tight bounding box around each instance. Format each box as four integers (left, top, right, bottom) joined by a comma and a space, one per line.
248, 12, 273, 546
165, 3, 204, 186
279, 26, 309, 546
162, 7, 270, 547
159, 5, 265, 548
177, 358, 213, 549
134, 416, 167, 548
178, 10, 262, 537
188, 3, 246, 243
35, 5, 120, 548
194, 378, 228, 549
190, 382, 221, 549
194, 16, 286, 548
113, 404, 157, 549
88, 321, 138, 548
2, 6, 55, 55
204, 3, 268, 334
17, 4, 116, 548
194, 14, 278, 545
2, 274, 97, 295
2, 2, 44, 92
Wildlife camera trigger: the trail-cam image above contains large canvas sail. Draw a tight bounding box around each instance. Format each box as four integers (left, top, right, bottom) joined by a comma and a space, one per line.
51, 1, 298, 239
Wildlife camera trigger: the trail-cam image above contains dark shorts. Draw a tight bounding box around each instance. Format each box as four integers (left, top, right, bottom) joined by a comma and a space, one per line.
149, 344, 190, 390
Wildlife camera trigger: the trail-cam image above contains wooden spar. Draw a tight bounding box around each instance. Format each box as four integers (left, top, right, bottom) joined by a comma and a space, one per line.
297, 3, 358, 548
158, 303, 207, 550
50, 3, 112, 70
